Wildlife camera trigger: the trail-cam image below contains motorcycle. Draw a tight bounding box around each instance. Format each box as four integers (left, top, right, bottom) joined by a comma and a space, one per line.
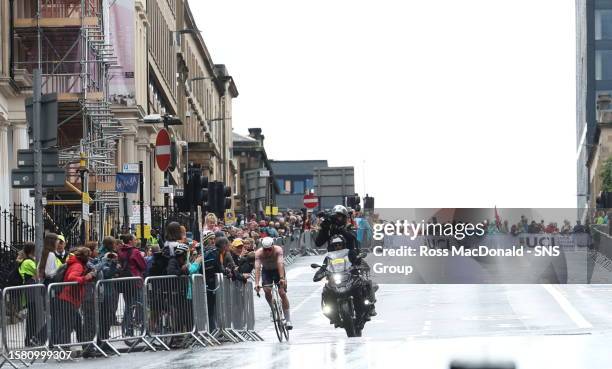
311, 249, 371, 337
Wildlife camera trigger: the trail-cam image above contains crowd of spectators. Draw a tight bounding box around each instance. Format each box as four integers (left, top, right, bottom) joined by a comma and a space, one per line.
6, 209, 312, 357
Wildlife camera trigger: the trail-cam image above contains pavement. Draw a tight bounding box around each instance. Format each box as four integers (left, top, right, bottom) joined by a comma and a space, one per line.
38, 255, 612, 369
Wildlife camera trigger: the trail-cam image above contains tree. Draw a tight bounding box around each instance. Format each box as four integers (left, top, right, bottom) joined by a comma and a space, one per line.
600, 156, 612, 192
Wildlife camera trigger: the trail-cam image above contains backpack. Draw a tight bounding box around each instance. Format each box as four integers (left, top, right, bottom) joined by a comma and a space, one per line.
149, 252, 169, 276
52, 263, 69, 283
117, 247, 134, 278
7, 261, 25, 287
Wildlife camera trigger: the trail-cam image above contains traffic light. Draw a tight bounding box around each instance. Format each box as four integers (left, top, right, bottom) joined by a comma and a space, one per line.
364, 195, 374, 212
220, 184, 232, 213
205, 181, 216, 213
347, 194, 361, 209
205, 181, 232, 218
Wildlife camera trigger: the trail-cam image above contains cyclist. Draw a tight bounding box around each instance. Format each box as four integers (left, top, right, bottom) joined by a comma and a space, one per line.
254, 237, 292, 330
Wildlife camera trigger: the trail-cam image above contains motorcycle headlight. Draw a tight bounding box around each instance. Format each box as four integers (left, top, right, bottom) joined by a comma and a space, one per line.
333, 273, 343, 284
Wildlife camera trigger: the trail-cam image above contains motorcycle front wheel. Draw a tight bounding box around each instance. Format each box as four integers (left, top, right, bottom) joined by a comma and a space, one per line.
339, 300, 357, 337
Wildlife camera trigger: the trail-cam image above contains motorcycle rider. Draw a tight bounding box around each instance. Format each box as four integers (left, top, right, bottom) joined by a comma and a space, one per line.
315, 205, 377, 317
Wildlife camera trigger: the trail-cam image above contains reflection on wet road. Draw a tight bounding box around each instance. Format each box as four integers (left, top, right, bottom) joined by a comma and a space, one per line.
48, 256, 612, 369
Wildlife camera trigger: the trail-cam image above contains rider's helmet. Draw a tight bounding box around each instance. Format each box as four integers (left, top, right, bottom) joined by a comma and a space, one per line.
332, 205, 349, 226
329, 234, 346, 250
261, 236, 274, 249
175, 243, 190, 256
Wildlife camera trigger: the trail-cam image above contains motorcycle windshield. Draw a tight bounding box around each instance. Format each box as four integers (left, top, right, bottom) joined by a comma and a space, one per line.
326, 249, 352, 273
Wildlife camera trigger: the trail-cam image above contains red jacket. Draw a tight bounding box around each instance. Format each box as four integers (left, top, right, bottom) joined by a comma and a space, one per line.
58, 255, 89, 308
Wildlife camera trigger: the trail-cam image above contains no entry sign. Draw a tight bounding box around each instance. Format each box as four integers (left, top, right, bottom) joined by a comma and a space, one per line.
303, 193, 318, 209
155, 128, 171, 172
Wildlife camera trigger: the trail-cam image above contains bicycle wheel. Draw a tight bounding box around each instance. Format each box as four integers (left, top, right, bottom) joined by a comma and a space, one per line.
271, 299, 284, 342
275, 297, 289, 341
123, 304, 144, 348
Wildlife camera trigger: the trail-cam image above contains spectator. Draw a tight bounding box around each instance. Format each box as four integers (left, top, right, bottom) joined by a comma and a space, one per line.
243, 238, 255, 253
510, 223, 521, 236
118, 234, 147, 279
55, 247, 95, 348
202, 237, 231, 331
145, 245, 160, 276
55, 235, 69, 264
18, 242, 42, 347
99, 236, 116, 256
573, 220, 586, 233
528, 221, 539, 234
82, 242, 99, 356
230, 238, 245, 265
18, 242, 37, 285
37, 233, 60, 284
95, 250, 119, 352
500, 220, 510, 234
203, 213, 220, 233
148, 228, 160, 247
118, 234, 147, 339
561, 220, 572, 234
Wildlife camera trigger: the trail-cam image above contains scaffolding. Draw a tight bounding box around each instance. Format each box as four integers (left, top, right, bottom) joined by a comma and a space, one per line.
11, 0, 124, 240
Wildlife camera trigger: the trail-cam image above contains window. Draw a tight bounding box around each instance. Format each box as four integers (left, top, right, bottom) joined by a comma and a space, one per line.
293, 181, 304, 194
276, 179, 284, 192
305, 178, 314, 192
596, 10, 612, 40
284, 180, 292, 194
596, 50, 612, 81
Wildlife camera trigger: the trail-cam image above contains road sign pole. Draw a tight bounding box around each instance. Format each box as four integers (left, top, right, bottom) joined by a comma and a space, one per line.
32, 69, 44, 262
123, 193, 128, 231
139, 160, 145, 247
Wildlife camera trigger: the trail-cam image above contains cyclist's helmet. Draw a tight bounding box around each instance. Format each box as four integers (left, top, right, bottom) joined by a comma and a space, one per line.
175, 243, 189, 256
329, 234, 346, 250
261, 237, 274, 249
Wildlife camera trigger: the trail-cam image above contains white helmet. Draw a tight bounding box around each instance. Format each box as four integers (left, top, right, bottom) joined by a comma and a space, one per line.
261, 237, 274, 249
332, 205, 348, 217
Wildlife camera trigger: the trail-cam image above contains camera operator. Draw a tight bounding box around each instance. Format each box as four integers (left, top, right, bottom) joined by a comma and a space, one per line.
315, 205, 377, 317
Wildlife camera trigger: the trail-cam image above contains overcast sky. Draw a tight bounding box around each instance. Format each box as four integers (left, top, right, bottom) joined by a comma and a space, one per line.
190, 0, 576, 209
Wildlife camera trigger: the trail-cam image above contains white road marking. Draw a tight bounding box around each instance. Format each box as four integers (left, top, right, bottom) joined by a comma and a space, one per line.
542, 284, 592, 329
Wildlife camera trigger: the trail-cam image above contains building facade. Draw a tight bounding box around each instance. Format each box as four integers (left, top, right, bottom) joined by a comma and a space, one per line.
0, 0, 238, 243
269, 160, 328, 211
577, 0, 612, 219
233, 128, 278, 217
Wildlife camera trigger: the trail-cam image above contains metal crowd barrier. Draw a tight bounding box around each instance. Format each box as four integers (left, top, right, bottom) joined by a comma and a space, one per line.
95, 277, 156, 354
0, 271, 263, 365
47, 282, 107, 357
243, 281, 262, 341
1, 284, 51, 368
211, 273, 262, 343
143, 275, 207, 351
190, 274, 219, 346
